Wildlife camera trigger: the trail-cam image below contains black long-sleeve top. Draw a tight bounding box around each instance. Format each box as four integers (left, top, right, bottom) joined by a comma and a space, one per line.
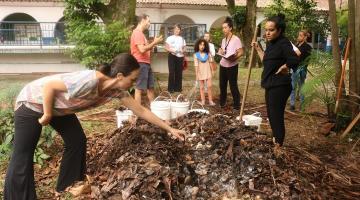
261, 35, 299, 89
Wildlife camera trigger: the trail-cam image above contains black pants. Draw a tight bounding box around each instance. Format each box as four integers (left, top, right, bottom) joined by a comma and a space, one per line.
265, 84, 292, 146
219, 64, 240, 109
168, 53, 183, 92
4, 105, 86, 199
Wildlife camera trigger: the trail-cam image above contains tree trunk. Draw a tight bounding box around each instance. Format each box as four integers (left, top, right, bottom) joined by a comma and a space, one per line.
355, 0, 360, 114
348, 0, 358, 117
93, 0, 136, 26
226, 0, 236, 15
243, 0, 257, 67
328, 0, 342, 95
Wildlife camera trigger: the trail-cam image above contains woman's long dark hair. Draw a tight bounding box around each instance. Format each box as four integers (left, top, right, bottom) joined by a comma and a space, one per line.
223, 16, 234, 30
267, 14, 286, 36
99, 53, 140, 78
194, 39, 209, 53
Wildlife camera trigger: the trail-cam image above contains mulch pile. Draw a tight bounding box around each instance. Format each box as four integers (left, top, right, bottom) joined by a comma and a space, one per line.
83, 111, 360, 199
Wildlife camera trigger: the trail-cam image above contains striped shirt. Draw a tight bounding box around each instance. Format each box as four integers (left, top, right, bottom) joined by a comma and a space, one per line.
15, 70, 129, 116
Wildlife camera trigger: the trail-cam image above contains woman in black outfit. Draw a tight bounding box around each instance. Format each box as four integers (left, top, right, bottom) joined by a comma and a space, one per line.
252, 15, 299, 146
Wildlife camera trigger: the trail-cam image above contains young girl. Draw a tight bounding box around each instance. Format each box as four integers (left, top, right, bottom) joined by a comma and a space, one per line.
3, 53, 185, 199
194, 38, 215, 106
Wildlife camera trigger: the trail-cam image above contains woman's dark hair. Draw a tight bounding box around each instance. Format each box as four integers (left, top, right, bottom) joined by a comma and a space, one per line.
174, 23, 181, 30
194, 38, 209, 53
223, 16, 234, 30
267, 14, 286, 35
99, 53, 140, 78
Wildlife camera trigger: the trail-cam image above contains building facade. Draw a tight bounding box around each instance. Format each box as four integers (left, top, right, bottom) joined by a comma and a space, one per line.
0, 0, 342, 73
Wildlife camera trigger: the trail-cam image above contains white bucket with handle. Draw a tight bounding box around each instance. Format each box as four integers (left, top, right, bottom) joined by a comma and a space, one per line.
116, 109, 134, 128
171, 94, 190, 119
242, 112, 262, 127
150, 92, 172, 120
188, 100, 209, 114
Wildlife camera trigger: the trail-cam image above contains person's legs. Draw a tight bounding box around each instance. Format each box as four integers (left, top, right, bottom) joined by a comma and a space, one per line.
207, 78, 214, 105
147, 65, 155, 103
199, 80, 205, 105
227, 64, 240, 110
174, 56, 184, 92
266, 85, 292, 146
168, 54, 176, 93
49, 114, 86, 192
219, 66, 228, 107
290, 72, 297, 109
4, 105, 42, 200
135, 63, 150, 105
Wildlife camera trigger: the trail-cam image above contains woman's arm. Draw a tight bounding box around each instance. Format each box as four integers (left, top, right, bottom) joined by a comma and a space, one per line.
252, 42, 264, 61
39, 80, 67, 125
121, 96, 185, 141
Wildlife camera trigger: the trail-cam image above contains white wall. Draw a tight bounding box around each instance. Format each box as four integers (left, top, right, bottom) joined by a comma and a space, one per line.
0, 54, 84, 74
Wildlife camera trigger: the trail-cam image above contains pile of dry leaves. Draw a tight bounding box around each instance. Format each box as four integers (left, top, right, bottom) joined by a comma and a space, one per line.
78, 111, 360, 199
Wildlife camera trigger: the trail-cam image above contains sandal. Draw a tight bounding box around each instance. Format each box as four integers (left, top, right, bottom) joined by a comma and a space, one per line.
209, 101, 216, 106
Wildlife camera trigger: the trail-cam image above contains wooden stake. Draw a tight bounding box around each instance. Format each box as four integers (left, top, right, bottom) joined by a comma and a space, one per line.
340, 112, 360, 139
239, 26, 259, 120
335, 38, 351, 114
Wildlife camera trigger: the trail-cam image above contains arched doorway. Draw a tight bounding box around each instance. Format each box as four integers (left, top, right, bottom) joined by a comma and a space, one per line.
0, 13, 41, 45
210, 16, 227, 30
55, 17, 66, 44
162, 15, 203, 44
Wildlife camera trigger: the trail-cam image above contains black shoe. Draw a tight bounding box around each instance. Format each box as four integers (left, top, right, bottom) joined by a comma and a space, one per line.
290, 105, 295, 111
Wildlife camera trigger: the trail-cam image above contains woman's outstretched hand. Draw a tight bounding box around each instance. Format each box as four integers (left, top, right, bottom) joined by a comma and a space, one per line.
168, 128, 186, 141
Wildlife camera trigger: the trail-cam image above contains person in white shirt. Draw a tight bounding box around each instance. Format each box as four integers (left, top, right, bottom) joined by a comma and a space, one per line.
165, 24, 186, 93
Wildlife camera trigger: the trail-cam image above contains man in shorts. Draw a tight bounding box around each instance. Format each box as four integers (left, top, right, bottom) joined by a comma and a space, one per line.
130, 14, 163, 105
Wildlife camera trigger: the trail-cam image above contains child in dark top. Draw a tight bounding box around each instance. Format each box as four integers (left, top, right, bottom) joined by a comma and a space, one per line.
290, 30, 312, 111
252, 14, 299, 146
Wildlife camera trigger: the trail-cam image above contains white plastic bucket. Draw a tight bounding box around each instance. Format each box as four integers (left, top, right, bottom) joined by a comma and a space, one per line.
171, 94, 190, 119
242, 112, 262, 127
150, 95, 171, 120
188, 101, 209, 114
116, 109, 134, 128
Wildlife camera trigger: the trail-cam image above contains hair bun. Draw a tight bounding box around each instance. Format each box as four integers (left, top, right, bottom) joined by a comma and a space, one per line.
225, 16, 233, 23
277, 13, 285, 20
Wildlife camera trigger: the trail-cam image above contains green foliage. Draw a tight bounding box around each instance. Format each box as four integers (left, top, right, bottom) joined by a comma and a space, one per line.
64, 0, 132, 68
0, 109, 14, 161
301, 52, 336, 117
337, 10, 348, 38
0, 85, 56, 166
264, 0, 329, 41
232, 6, 247, 31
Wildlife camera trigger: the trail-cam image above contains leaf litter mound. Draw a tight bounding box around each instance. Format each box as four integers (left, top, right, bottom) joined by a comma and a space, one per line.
86, 111, 360, 199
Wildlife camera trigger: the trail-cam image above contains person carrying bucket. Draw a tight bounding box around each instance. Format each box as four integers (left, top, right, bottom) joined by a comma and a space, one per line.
193, 38, 216, 106
3, 53, 185, 199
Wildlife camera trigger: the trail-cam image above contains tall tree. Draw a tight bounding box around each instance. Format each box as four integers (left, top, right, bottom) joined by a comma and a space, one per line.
348, 0, 358, 116
64, 0, 136, 68
328, 0, 342, 89
65, 0, 136, 26
243, 0, 257, 66
355, 0, 360, 114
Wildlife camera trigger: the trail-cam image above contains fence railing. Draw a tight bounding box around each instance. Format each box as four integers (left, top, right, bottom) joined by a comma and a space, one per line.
0, 21, 66, 46
0, 21, 206, 47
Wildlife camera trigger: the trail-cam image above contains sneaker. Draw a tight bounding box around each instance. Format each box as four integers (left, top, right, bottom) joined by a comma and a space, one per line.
290, 105, 295, 111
